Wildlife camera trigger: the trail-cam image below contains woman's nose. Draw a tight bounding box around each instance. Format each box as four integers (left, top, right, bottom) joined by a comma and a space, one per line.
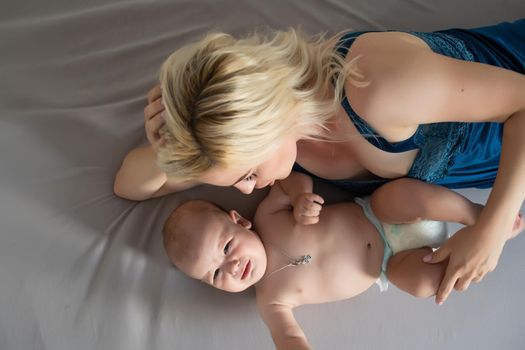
234, 180, 255, 194
255, 180, 273, 189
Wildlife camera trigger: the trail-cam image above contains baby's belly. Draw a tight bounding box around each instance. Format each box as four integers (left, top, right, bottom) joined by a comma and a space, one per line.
294, 203, 385, 304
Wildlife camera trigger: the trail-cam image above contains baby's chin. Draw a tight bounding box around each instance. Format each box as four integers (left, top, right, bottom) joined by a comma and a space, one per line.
221, 274, 265, 293
222, 280, 258, 293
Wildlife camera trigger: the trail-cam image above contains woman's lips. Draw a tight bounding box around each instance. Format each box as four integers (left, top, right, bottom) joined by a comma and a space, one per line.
241, 260, 252, 280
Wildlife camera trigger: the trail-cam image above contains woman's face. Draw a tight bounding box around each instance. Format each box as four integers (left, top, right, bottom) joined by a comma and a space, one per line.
199, 134, 298, 194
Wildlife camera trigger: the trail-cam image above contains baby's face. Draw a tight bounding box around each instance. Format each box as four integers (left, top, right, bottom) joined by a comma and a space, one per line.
178, 210, 267, 292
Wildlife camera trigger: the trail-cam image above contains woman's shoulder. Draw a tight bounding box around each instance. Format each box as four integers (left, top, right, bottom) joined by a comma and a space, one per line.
343, 31, 437, 127
350, 31, 430, 54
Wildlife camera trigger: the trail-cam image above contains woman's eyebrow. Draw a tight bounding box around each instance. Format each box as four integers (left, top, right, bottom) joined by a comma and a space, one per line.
232, 170, 252, 186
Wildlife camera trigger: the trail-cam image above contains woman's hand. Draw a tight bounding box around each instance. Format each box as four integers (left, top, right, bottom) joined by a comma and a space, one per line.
423, 223, 506, 305
144, 84, 166, 152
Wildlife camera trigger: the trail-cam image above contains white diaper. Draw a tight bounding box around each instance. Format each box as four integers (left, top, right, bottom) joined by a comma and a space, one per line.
355, 197, 449, 292
382, 220, 448, 255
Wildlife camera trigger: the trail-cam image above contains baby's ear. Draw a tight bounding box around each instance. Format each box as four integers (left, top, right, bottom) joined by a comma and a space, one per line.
229, 210, 252, 229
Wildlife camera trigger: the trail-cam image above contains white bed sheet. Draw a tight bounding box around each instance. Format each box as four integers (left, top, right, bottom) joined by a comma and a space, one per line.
1, 1, 524, 349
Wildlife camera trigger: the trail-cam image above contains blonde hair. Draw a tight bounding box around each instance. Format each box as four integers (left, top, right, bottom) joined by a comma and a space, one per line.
158, 28, 364, 180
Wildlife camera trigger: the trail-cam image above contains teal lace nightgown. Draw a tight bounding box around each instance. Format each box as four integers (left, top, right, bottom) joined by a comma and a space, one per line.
294, 19, 525, 194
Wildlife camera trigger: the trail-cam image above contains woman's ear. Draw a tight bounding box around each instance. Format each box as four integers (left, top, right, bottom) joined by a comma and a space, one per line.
229, 210, 252, 229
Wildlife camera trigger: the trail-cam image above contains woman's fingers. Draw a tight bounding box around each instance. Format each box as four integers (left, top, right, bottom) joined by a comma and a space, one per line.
147, 84, 162, 104
454, 272, 476, 292
144, 98, 164, 122
436, 266, 459, 305
143, 84, 166, 151
146, 114, 166, 147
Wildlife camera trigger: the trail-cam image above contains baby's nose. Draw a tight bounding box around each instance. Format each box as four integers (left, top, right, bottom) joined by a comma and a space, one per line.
225, 259, 241, 276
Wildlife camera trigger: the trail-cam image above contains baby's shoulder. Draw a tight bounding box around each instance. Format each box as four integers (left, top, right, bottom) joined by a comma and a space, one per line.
255, 280, 300, 309
254, 209, 296, 241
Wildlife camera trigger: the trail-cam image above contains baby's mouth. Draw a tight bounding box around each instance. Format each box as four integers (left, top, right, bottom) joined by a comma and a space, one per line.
241, 260, 251, 280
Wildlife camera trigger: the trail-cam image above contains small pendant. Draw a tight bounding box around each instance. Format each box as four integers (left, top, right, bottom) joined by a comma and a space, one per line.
293, 254, 312, 266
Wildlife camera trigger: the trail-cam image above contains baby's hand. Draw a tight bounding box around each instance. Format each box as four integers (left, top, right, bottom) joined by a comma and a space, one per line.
292, 193, 324, 225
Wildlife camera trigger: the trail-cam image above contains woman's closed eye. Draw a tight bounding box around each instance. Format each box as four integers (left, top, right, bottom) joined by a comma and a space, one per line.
244, 173, 257, 181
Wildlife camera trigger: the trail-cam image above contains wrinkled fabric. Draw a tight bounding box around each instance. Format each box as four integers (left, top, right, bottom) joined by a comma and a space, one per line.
2, 1, 525, 349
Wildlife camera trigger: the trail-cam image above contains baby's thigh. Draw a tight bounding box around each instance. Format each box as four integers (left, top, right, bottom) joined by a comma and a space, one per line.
386, 247, 446, 298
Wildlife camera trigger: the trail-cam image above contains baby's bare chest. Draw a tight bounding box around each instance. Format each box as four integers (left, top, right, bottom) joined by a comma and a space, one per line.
258, 204, 384, 305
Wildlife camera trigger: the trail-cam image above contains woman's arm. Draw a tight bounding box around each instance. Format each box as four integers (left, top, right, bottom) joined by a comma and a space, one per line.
113, 145, 197, 200
429, 113, 525, 304
114, 85, 199, 200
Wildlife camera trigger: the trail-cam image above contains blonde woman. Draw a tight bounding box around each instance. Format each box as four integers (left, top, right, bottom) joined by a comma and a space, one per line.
115, 19, 525, 305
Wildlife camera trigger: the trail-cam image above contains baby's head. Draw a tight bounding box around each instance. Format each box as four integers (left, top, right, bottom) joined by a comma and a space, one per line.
163, 200, 267, 292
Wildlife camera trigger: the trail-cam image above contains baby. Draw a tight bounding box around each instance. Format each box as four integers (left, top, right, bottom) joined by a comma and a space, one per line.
163, 173, 523, 350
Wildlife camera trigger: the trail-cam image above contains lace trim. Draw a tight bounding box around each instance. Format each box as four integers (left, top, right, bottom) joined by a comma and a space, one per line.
409, 123, 468, 182
406, 32, 474, 183
410, 31, 474, 61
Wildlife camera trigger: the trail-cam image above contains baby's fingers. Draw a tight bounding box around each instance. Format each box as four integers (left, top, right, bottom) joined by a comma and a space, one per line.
300, 193, 324, 209
308, 193, 325, 205
297, 215, 320, 225
299, 207, 322, 218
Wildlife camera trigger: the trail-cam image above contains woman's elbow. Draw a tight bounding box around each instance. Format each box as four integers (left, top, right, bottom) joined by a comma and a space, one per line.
113, 172, 144, 201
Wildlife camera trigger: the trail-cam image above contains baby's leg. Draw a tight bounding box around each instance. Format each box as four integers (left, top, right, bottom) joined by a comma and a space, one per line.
386, 247, 447, 298
387, 214, 523, 299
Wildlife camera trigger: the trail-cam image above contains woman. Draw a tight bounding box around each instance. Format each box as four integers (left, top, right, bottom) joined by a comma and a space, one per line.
114, 19, 525, 305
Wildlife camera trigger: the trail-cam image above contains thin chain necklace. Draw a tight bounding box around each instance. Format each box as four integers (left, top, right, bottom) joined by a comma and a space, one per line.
258, 241, 312, 283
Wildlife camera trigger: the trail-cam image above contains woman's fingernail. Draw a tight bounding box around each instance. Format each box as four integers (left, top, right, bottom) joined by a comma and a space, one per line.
423, 254, 432, 262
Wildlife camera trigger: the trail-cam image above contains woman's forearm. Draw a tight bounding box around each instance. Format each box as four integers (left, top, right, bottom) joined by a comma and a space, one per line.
114, 145, 171, 200
479, 110, 525, 237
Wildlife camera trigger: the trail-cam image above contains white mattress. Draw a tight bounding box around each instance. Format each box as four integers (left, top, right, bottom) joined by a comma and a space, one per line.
1, 1, 524, 349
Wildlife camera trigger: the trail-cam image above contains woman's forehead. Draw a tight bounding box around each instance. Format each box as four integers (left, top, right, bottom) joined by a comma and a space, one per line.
199, 164, 253, 186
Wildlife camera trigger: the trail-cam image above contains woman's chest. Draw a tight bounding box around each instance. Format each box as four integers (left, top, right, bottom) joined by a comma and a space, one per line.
297, 128, 419, 180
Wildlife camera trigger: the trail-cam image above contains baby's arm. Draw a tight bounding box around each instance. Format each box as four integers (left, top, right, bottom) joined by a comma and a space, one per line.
113, 145, 197, 200
258, 302, 312, 350
255, 172, 324, 225
370, 178, 481, 225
